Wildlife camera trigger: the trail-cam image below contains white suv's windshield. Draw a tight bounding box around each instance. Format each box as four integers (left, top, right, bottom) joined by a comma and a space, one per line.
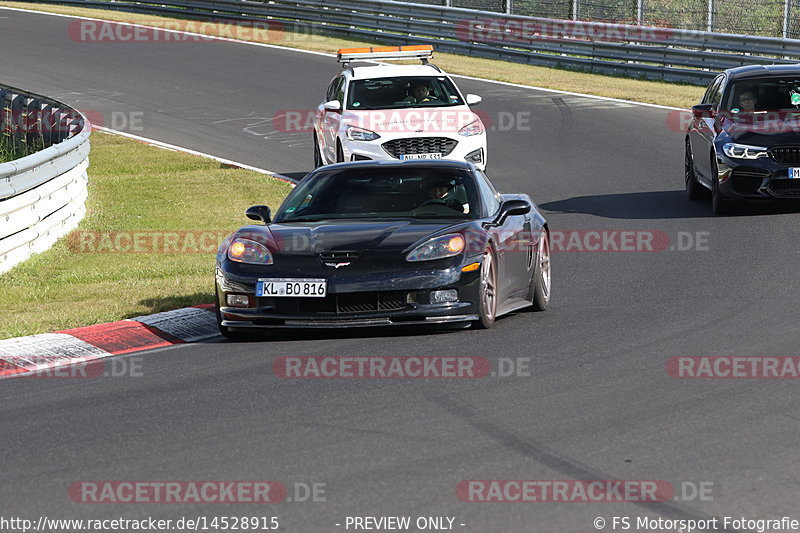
347, 76, 463, 110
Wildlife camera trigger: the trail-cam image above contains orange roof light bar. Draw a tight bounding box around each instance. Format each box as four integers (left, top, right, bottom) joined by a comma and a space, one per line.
337, 45, 434, 63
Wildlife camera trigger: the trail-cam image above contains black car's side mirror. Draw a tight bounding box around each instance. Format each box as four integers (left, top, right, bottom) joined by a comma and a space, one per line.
245, 205, 271, 224
499, 199, 531, 218
692, 103, 715, 119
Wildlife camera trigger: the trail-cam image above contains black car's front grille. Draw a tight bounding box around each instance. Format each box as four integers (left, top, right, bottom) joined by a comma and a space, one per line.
382, 137, 457, 158
319, 251, 360, 265
770, 146, 800, 165
271, 291, 408, 315
766, 179, 800, 196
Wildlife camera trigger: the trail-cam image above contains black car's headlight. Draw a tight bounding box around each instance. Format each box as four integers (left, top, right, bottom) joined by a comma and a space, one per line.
406, 234, 465, 262
722, 143, 769, 160
345, 126, 380, 141
227, 238, 273, 265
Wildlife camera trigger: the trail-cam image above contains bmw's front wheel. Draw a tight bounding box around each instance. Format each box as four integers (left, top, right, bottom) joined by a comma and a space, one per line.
685, 140, 706, 201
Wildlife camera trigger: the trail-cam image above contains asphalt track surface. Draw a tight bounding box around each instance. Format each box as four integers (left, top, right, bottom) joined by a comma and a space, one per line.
2, 8, 800, 532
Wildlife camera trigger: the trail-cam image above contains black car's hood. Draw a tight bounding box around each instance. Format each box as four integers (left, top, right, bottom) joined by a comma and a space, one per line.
244, 220, 468, 254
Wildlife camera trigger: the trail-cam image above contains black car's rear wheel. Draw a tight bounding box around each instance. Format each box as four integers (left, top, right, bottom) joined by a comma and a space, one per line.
685, 140, 706, 201
473, 249, 498, 329
313, 132, 323, 168
528, 229, 551, 311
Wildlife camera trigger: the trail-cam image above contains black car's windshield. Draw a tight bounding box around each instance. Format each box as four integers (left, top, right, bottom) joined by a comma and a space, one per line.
724, 77, 800, 114
346, 76, 463, 110
274, 167, 481, 222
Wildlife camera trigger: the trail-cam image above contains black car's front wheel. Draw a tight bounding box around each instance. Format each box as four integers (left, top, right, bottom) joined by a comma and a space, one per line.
528, 228, 551, 311
685, 140, 707, 201
473, 248, 498, 329
711, 161, 737, 216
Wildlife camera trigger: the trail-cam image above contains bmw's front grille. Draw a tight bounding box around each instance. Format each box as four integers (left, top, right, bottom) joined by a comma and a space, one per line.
770, 146, 800, 164
382, 137, 457, 158
766, 179, 800, 196
271, 291, 408, 315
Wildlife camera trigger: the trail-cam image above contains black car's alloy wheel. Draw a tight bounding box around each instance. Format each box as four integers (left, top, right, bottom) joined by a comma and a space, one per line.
474, 249, 497, 329
529, 229, 551, 311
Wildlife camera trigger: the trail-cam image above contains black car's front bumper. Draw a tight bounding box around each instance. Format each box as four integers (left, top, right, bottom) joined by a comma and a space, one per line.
216, 261, 482, 329
717, 155, 800, 199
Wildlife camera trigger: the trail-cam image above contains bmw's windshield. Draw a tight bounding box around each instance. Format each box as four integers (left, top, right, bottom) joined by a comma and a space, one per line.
274, 167, 481, 222
346, 76, 464, 110
724, 77, 800, 114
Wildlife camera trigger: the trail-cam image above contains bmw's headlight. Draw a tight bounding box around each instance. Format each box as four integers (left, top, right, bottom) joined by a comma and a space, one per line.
458, 119, 484, 137
346, 126, 381, 141
227, 238, 273, 264
406, 234, 465, 262
722, 143, 769, 160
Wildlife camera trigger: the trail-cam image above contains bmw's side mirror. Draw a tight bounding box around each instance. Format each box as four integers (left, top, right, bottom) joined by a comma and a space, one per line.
466, 94, 482, 106
246, 205, 271, 224
692, 103, 715, 119
323, 100, 341, 111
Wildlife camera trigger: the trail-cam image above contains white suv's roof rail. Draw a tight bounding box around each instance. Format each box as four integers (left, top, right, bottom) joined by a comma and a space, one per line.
337, 45, 434, 65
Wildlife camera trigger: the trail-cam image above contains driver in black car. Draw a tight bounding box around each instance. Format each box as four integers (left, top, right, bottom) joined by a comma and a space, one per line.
421, 178, 464, 212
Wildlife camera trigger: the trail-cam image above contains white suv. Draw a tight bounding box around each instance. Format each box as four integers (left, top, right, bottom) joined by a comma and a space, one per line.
313, 46, 487, 170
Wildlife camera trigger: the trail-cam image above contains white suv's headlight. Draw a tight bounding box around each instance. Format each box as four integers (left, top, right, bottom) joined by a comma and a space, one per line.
406, 234, 465, 262
458, 119, 484, 137
722, 143, 769, 159
346, 126, 381, 141
228, 238, 273, 264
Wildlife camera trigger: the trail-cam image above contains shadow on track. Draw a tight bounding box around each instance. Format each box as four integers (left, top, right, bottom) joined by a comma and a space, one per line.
540, 190, 800, 219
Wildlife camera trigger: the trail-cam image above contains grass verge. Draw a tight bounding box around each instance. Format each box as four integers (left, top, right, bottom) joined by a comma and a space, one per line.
0, 132, 292, 339
0, 1, 705, 108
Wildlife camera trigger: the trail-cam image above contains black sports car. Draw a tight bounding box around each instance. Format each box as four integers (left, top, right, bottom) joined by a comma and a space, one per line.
686, 64, 800, 215
214, 160, 550, 338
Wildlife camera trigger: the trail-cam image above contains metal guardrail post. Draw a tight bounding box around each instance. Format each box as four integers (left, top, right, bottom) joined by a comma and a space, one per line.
707, 0, 714, 33
637, 0, 643, 26
784, 0, 790, 39
572, 0, 579, 20
505, 0, 511, 15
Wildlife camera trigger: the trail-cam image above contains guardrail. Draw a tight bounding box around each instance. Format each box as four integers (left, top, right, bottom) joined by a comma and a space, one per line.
28, 0, 800, 84
0, 84, 91, 275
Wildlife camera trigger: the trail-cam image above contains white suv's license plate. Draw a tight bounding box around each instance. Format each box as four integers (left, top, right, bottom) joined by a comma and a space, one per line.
399, 153, 443, 160
789, 168, 800, 179
257, 278, 327, 297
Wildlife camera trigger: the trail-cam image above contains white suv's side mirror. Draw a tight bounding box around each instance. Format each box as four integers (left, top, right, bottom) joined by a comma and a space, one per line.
466, 94, 482, 106
323, 100, 341, 111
